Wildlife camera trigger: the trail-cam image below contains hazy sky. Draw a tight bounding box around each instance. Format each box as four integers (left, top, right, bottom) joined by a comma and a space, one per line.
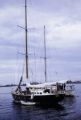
0, 0, 81, 85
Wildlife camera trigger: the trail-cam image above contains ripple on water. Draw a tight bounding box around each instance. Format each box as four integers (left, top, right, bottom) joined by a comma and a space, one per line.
0, 85, 81, 120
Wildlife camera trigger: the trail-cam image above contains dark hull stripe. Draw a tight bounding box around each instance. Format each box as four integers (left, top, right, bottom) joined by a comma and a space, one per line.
12, 93, 64, 105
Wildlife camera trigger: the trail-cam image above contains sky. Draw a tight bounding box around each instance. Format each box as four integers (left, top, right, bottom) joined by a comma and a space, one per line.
0, 0, 81, 85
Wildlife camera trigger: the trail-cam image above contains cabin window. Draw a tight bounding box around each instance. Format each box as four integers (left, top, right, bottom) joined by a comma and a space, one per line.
44, 89, 50, 93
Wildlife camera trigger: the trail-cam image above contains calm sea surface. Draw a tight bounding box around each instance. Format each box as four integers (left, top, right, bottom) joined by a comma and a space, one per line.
0, 84, 81, 120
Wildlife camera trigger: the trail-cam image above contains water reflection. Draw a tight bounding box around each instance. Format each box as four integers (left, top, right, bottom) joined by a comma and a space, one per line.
12, 102, 65, 120
36, 103, 65, 111
63, 96, 76, 105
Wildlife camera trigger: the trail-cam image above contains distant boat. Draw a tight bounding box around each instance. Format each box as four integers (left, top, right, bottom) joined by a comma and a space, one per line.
64, 83, 75, 97
11, 0, 69, 106
56, 81, 75, 97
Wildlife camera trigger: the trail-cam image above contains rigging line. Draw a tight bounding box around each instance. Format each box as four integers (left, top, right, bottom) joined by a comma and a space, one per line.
55, 71, 59, 81
16, 48, 20, 84
21, 57, 26, 80
28, 0, 32, 27
52, 44, 60, 81
34, 50, 37, 83
44, 25, 47, 82
16, 48, 25, 84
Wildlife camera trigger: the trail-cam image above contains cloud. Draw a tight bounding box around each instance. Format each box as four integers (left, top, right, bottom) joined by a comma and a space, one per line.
0, 1, 81, 49
47, 21, 81, 48
31, 0, 81, 21
0, 0, 81, 84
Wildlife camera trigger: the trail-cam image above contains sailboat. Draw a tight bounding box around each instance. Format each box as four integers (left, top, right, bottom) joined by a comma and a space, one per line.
11, 0, 65, 105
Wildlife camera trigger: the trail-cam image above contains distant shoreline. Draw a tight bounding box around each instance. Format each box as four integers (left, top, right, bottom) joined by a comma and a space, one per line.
0, 81, 81, 87
0, 84, 26, 87
66, 81, 81, 84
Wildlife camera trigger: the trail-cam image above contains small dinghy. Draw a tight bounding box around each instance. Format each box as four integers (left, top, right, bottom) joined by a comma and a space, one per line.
21, 101, 36, 106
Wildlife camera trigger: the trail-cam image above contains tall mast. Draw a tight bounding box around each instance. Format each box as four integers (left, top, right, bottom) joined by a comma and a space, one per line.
44, 25, 47, 82
25, 0, 28, 79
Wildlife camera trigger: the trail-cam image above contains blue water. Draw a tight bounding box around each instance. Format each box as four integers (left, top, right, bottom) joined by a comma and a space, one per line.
0, 84, 81, 120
